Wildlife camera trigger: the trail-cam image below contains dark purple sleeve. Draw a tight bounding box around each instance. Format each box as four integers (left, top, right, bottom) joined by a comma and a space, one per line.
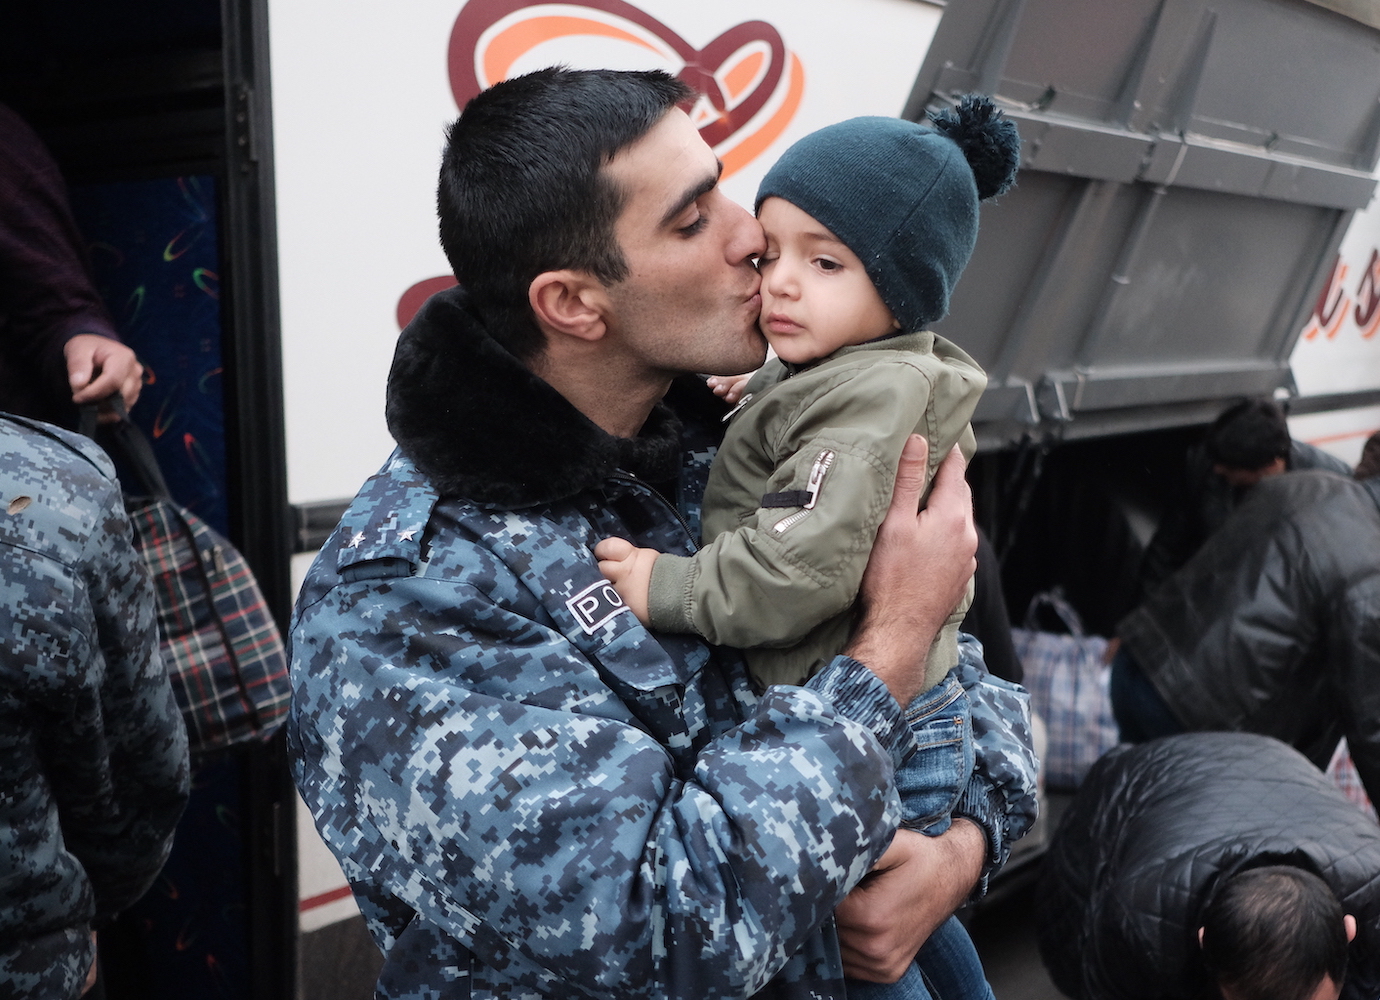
0, 102, 121, 417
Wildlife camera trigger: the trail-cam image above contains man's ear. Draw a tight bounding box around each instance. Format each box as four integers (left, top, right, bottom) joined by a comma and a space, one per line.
1345, 914, 1357, 943
529, 270, 609, 343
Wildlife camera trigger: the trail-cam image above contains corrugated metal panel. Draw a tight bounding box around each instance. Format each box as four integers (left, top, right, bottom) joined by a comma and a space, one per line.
1300, 0, 1380, 30
906, 0, 1380, 446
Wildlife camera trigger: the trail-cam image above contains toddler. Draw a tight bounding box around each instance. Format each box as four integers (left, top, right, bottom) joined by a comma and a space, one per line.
599, 94, 1016, 689
596, 95, 1019, 999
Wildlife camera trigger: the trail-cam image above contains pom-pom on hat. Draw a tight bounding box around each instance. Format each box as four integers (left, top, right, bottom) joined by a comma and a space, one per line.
755, 95, 1019, 332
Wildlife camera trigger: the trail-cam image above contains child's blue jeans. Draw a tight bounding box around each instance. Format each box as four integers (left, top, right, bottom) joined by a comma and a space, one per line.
844, 669, 989, 1000
896, 669, 974, 832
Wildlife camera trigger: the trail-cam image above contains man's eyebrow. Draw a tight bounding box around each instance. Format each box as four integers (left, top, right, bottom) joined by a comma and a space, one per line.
659, 160, 724, 228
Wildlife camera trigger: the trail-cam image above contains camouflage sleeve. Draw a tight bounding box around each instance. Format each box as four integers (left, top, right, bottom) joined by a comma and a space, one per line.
950, 634, 1039, 890
57, 486, 190, 920
292, 572, 904, 999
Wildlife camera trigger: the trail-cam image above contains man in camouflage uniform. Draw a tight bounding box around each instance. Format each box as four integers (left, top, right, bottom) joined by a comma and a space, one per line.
291, 68, 1037, 999
0, 413, 189, 998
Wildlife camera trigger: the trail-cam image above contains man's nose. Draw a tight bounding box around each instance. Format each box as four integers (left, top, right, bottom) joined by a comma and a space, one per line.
723, 197, 765, 263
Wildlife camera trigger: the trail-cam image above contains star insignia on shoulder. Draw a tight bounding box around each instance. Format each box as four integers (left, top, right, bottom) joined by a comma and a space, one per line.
348, 531, 365, 548
398, 529, 417, 541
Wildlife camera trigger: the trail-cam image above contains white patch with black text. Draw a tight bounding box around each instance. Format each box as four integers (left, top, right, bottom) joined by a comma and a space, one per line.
567, 579, 631, 634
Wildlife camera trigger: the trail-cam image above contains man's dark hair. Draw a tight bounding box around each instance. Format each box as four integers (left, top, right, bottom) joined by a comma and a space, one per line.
436, 66, 694, 361
1204, 399, 1292, 472
1200, 866, 1348, 1000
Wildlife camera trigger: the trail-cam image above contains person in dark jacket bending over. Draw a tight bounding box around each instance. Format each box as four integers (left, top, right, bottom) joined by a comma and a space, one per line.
1137, 397, 1350, 596
1036, 733, 1377, 1000
1110, 430, 1380, 804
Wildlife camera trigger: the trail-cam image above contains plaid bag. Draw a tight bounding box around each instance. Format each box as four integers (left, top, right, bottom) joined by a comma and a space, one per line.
1010, 590, 1119, 790
83, 405, 289, 756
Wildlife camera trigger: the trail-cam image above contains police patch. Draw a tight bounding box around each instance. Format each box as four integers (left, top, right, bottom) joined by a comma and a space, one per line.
566, 579, 631, 634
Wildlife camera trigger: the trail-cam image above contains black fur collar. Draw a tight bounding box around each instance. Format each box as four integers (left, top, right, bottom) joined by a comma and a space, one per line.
385, 285, 682, 508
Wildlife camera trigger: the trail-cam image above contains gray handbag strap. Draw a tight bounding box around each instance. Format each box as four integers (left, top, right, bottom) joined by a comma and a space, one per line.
1021, 589, 1086, 636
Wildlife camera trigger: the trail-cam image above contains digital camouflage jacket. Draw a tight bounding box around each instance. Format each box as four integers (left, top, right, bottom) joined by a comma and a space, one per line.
290, 287, 1036, 1000
0, 414, 189, 999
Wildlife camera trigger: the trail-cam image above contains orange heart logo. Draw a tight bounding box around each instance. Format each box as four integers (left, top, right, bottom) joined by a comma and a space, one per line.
448, 0, 804, 177
401, 0, 805, 328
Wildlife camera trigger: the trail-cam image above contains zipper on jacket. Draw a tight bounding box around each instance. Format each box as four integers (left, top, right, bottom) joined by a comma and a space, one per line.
605, 471, 754, 728
606, 471, 699, 552
802, 450, 834, 510
721, 392, 753, 422
772, 449, 834, 534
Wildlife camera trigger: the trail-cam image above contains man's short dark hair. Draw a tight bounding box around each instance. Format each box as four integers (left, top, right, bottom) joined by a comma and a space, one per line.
1205, 399, 1292, 472
436, 66, 694, 361
1200, 866, 1348, 1000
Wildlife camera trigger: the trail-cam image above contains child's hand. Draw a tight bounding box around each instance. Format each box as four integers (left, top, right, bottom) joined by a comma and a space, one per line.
594, 537, 658, 625
707, 372, 753, 405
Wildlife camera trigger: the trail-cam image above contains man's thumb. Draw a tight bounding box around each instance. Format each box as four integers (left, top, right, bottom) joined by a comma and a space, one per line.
593, 537, 633, 560
889, 435, 929, 515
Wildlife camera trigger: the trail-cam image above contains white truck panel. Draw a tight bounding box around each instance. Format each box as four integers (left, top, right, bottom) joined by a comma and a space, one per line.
271, 0, 942, 506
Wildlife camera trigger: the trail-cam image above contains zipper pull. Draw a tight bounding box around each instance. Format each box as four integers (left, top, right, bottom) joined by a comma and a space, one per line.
803, 449, 835, 510
722, 392, 753, 421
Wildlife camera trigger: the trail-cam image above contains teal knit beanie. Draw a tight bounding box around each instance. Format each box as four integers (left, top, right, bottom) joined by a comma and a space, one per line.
755, 95, 1019, 332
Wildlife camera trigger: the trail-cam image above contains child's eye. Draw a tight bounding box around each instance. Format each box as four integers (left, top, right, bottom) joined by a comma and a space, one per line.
757, 252, 778, 269
815, 257, 841, 272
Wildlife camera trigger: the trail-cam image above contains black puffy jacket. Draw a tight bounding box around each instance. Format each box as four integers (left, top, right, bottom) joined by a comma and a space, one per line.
1118, 471, 1380, 803
1138, 439, 1352, 597
1036, 733, 1380, 1000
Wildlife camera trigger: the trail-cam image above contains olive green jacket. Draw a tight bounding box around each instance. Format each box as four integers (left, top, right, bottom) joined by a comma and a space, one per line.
648, 330, 986, 689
